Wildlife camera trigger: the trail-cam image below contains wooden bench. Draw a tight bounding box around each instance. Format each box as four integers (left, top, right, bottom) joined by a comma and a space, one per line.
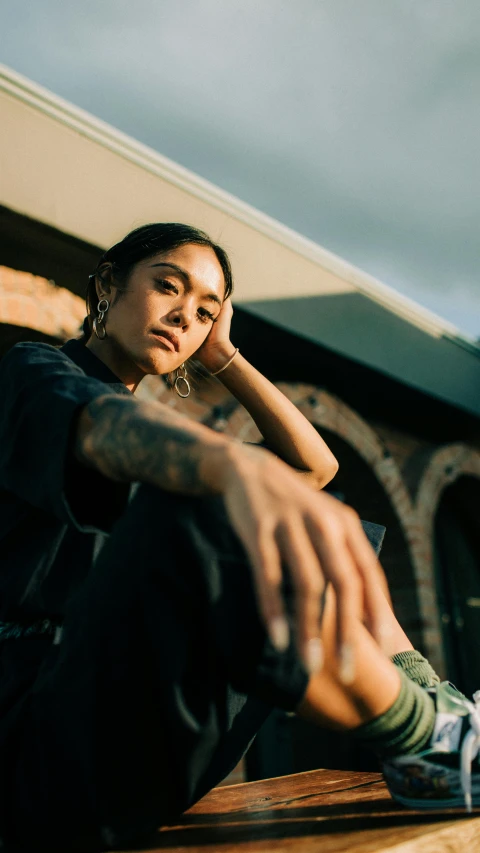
135, 768, 480, 852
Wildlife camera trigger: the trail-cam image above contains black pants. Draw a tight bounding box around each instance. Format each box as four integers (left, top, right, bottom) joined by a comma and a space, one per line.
4, 486, 308, 851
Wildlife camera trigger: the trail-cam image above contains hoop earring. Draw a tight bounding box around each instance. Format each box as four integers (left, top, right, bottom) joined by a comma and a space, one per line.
174, 363, 191, 398
93, 298, 109, 340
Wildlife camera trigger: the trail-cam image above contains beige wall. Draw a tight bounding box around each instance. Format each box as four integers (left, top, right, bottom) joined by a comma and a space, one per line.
1, 63, 462, 344
0, 80, 353, 306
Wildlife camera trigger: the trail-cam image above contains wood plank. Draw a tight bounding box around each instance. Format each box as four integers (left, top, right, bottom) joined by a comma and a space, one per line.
122, 769, 480, 852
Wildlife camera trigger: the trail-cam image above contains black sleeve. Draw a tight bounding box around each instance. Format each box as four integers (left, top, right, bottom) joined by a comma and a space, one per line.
0, 342, 130, 530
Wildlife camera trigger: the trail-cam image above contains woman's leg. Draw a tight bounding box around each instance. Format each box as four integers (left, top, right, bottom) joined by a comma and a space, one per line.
9, 486, 306, 851
299, 603, 402, 730
297, 585, 435, 761
317, 575, 439, 694
8, 485, 432, 851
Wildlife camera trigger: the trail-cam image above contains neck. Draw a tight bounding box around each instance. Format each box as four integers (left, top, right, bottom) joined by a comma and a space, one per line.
85, 336, 145, 393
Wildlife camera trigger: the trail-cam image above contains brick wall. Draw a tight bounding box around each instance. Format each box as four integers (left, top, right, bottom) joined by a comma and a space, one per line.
2, 269, 480, 782
0, 266, 84, 340
144, 372, 480, 679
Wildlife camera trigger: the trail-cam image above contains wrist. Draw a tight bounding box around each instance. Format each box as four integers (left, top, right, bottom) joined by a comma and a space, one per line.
199, 343, 237, 374
200, 440, 264, 494
198, 440, 240, 494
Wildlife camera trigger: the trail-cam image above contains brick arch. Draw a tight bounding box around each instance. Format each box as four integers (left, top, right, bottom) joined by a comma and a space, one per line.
222, 382, 445, 673
412, 445, 480, 679
0, 266, 85, 341
415, 444, 480, 540
223, 381, 413, 527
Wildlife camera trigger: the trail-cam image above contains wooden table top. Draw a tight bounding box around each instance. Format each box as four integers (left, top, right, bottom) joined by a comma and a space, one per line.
135, 768, 480, 853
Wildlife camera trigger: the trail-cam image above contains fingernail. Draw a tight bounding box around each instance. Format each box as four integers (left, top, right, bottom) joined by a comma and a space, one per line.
269, 617, 290, 652
305, 637, 324, 674
339, 644, 355, 685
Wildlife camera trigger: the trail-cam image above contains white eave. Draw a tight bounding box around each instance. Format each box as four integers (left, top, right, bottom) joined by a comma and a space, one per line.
1, 62, 479, 360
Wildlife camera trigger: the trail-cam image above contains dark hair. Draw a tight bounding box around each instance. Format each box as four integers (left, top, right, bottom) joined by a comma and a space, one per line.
84, 222, 233, 339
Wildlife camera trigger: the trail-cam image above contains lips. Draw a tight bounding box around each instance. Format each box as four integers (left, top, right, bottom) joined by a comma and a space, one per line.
151, 329, 179, 352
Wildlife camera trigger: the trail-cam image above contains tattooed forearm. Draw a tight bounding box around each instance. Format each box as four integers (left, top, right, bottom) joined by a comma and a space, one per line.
76, 395, 234, 495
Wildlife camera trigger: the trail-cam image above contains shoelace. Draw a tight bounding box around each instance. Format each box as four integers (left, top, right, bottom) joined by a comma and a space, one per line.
460, 690, 480, 813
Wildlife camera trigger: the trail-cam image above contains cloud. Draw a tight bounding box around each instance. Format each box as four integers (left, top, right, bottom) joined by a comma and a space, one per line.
1, 0, 479, 333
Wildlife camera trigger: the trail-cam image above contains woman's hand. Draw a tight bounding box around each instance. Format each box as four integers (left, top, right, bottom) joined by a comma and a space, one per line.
220, 444, 388, 681
81, 391, 380, 683
196, 297, 237, 374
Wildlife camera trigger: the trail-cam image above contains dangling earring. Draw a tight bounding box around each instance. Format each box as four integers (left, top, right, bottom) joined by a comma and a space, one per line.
93, 299, 109, 340
174, 363, 191, 398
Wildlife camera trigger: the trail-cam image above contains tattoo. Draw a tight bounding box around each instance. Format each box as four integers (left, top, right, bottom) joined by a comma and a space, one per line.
83, 395, 224, 495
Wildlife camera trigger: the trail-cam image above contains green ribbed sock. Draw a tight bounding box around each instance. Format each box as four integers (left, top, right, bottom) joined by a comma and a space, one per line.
353, 671, 436, 758
391, 649, 440, 688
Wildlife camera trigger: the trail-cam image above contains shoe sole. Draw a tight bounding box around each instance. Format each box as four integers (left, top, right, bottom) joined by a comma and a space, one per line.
389, 791, 478, 810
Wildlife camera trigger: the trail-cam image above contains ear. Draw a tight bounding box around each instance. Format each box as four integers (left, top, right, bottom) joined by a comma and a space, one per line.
95, 263, 115, 300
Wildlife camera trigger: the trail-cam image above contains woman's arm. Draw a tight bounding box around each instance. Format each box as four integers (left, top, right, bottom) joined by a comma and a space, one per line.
76, 393, 387, 676
210, 352, 338, 489
197, 299, 338, 490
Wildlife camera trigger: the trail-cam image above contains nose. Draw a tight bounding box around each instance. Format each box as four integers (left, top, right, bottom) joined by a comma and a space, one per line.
167, 299, 193, 329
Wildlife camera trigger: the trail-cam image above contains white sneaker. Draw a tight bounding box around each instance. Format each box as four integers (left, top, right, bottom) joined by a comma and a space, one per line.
383, 682, 480, 812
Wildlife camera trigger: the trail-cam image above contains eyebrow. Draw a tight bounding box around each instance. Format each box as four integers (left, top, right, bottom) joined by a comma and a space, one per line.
150, 262, 222, 307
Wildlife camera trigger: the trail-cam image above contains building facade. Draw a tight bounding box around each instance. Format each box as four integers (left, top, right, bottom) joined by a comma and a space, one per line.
2, 63, 480, 777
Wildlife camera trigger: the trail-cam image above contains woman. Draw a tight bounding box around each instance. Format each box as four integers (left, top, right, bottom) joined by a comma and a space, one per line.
0, 224, 471, 851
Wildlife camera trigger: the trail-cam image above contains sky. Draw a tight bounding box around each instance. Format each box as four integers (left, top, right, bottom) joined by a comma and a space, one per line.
1, 0, 479, 337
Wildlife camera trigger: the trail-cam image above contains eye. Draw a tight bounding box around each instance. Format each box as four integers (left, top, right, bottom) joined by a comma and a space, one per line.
197, 307, 216, 323
155, 279, 178, 294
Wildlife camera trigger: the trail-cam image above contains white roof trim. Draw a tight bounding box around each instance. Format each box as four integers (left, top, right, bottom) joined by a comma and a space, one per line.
1, 62, 479, 357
